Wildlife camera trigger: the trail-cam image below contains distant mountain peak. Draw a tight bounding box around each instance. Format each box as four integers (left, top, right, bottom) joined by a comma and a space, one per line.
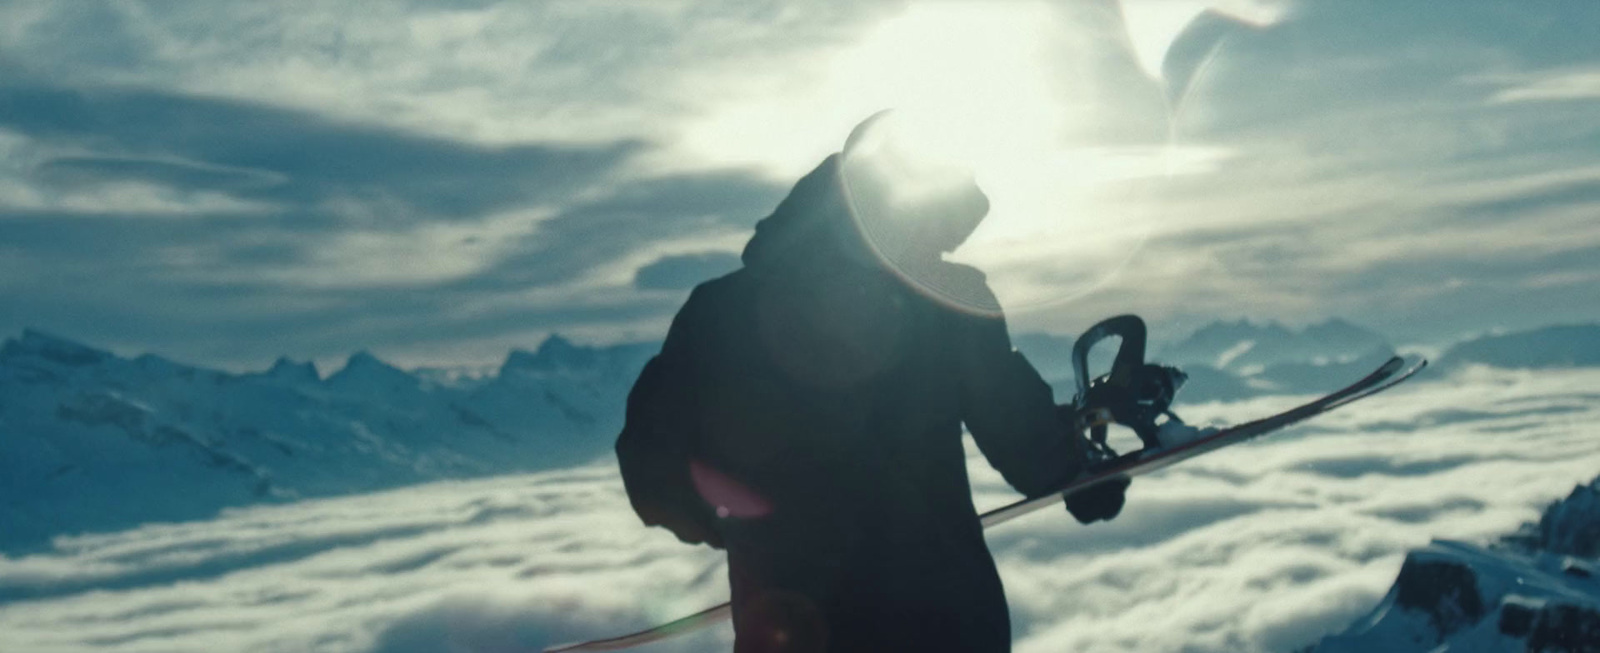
2, 329, 112, 366
326, 350, 415, 390
539, 333, 576, 352
267, 356, 320, 383
1439, 323, 1600, 370
502, 333, 602, 375
1183, 318, 1292, 342
536, 333, 596, 363
1303, 318, 1386, 347
344, 350, 384, 366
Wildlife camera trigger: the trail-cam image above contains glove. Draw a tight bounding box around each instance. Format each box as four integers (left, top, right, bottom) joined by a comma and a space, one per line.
1065, 476, 1130, 524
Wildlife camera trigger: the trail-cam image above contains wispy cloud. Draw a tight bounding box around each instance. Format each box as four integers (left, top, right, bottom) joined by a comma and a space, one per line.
0, 2, 902, 147
0, 1, 902, 366
0, 76, 789, 367
992, 0, 1600, 343
0, 0, 1597, 366
1487, 67, 1600, 104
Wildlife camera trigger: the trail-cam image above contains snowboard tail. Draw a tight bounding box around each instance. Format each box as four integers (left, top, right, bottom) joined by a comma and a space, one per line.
546, 355, 1427, 652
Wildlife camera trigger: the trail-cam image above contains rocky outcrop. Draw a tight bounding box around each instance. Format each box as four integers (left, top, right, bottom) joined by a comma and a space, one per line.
1309, 477, 1600, 652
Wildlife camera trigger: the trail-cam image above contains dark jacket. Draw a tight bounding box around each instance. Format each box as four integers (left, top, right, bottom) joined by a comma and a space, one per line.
616, 155, 1084, 653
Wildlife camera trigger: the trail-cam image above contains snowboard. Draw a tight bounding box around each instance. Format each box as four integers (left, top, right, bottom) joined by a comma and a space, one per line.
546, 355, 1428, 652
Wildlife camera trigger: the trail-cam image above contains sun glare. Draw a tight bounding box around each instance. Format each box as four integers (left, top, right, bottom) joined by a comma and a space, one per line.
679, 2, 1065, 180
679, 1, 1220, 312
1120, 0, 1212, 81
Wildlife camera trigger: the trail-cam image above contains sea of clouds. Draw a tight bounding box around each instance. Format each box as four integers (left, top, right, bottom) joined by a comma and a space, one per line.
2, 365, 1597, 653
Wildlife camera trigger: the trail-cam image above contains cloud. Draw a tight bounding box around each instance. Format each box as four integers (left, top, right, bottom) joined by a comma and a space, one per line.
632, 252, 743, 290
0, 81, 638, 219
0, 463, 735, 653
462, 168, 783, 292
1, 0, 1598, 368
0, 74, 795, 368
0, 1, 903, 148
988, 0, 1600, 344
0, 0, 909, 367
1490, 67, 1600, 103
1082, 161, 1600, 341
2, 367, 1597, 653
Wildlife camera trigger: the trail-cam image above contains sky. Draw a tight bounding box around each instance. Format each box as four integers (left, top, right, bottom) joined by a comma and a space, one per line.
2, 0, 1598, 370
3, 365, 1598, 653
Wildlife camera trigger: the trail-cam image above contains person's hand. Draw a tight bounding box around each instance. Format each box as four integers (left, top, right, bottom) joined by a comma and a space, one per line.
1064, 476, 1130, 524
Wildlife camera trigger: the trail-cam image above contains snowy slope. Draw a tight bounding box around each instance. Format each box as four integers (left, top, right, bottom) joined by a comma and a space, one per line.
0, 330, 654, 553
1309, 478, 1600, 652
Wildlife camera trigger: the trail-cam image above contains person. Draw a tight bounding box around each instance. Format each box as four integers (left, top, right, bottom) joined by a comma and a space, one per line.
615, 114, 1128, 653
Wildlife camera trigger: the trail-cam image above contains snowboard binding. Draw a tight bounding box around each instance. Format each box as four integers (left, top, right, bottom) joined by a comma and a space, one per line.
1064, 314, 1188, 459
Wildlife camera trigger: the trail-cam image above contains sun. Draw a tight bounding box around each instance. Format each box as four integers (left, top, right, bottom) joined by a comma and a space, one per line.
678, 2, 1066, 180
679, 1, 1200, 313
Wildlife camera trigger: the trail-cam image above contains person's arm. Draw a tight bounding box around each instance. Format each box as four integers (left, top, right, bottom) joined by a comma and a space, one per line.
615, 288, 722, 546
956, 299, 1085, 499
954, 277, 1129, 524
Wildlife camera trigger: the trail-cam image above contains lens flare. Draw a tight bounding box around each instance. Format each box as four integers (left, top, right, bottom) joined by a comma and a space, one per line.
837, 108, 1168, 317
823, 3, 1280, 318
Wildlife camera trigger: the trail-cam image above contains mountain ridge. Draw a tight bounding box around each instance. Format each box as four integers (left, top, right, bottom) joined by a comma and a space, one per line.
5, 318, 1594, 554
1437, 323, 1600, 371
0, 329, 653, 554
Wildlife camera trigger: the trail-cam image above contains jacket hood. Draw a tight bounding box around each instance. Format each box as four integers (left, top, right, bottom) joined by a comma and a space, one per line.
739, 153, 1002, 315
740, 155, 876, 276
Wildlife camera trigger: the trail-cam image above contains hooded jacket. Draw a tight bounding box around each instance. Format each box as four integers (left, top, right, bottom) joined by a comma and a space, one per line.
616, 155, 1082, 652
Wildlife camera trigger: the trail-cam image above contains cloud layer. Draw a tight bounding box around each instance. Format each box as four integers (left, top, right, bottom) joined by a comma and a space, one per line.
2, 366, 1597, 653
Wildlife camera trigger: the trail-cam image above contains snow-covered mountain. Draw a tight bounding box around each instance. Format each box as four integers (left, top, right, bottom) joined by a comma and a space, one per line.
1439, 324, 1600, 371
1154, 319, 1396, 402
0, 329, 655, 554
1308, 477, 1600, 652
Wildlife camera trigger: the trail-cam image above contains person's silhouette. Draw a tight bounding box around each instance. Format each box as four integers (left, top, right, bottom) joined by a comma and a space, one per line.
617, 114, 1125, 653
